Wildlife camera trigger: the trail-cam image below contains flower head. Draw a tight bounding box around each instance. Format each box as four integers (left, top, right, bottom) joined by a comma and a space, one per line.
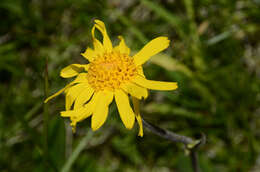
45, 20, 177, 136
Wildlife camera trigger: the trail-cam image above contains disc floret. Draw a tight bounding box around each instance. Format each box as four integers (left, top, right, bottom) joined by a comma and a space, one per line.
87, 51, 138, 91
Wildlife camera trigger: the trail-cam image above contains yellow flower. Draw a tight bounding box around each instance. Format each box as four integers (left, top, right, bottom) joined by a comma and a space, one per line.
45, 20, 177, 136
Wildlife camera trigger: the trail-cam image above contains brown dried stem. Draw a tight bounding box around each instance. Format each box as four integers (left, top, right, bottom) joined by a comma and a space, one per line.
142, 119, 206, 172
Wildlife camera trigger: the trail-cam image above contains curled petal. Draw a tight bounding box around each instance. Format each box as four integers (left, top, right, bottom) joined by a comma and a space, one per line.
74, 83, 94, 109
61, 99, 95, 132
65, 83, 88, 110
114, 36, 130, 55
91, 25, 105, 53
94, 20, 113, 52
60, 64, 89, 78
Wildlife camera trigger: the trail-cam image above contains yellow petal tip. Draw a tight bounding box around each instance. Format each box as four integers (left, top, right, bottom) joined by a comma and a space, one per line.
71, 124, 76, 133
172, 82, 178, 90
94, 19, 102, 23
138, 133, 143, 137
125, 122, 135, 130
44, 96, 52, 103
91, 125, 99, 131
60, 111, 70, 117
161, 37, 170, 49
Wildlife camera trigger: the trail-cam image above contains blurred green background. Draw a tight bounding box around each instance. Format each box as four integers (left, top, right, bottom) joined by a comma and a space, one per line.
1, 0, 260, 171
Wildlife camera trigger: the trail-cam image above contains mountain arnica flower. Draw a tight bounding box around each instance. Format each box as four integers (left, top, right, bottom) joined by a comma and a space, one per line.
45, 20, 178, 136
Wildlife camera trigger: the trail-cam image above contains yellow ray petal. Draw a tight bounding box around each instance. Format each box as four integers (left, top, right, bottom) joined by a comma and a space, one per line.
113, 36, 130, 55
94, 20, 113, 52
61, 98, 96, 132
61, 92, 98, 118
138, 67, 150, 98
73, 73, 88, 83
65, 83, 88, 110
133, 75, 178, 91
138, 66, 145, 76
81, 47, 96, 62
44, 73, 88, 103
44, 83, 74, 103
115, 89, 135, 129
60, 105, 92, 119
91, 91, 114, 131
133, 37, 170, 66
121, 82, 148, 99
132, 97, 143, 137
60, 64, 89, 78
44, 86, 67, 103
74, 84, 94, 109
91, 25, 105, 53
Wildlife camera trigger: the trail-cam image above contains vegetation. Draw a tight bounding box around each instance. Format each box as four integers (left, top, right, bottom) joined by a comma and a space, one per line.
0, 0, 260, 171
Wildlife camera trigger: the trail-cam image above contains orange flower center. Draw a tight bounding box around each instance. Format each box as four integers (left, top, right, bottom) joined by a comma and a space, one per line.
87, 52, 138, 91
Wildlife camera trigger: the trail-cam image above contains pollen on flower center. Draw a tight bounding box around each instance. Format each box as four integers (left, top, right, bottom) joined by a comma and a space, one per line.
87, 51, 138, 91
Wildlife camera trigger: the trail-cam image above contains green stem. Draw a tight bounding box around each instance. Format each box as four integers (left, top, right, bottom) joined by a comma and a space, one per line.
43, 57, 49, 167
61, 131, 93, 172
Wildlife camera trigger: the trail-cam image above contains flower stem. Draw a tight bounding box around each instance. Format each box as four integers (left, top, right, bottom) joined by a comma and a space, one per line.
142, 119, 205, 172
43, 57, 49, 167
61, 131, 93, 172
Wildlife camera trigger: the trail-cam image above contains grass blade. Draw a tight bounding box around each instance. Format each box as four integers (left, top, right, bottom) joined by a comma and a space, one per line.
61, 131, 93, 172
